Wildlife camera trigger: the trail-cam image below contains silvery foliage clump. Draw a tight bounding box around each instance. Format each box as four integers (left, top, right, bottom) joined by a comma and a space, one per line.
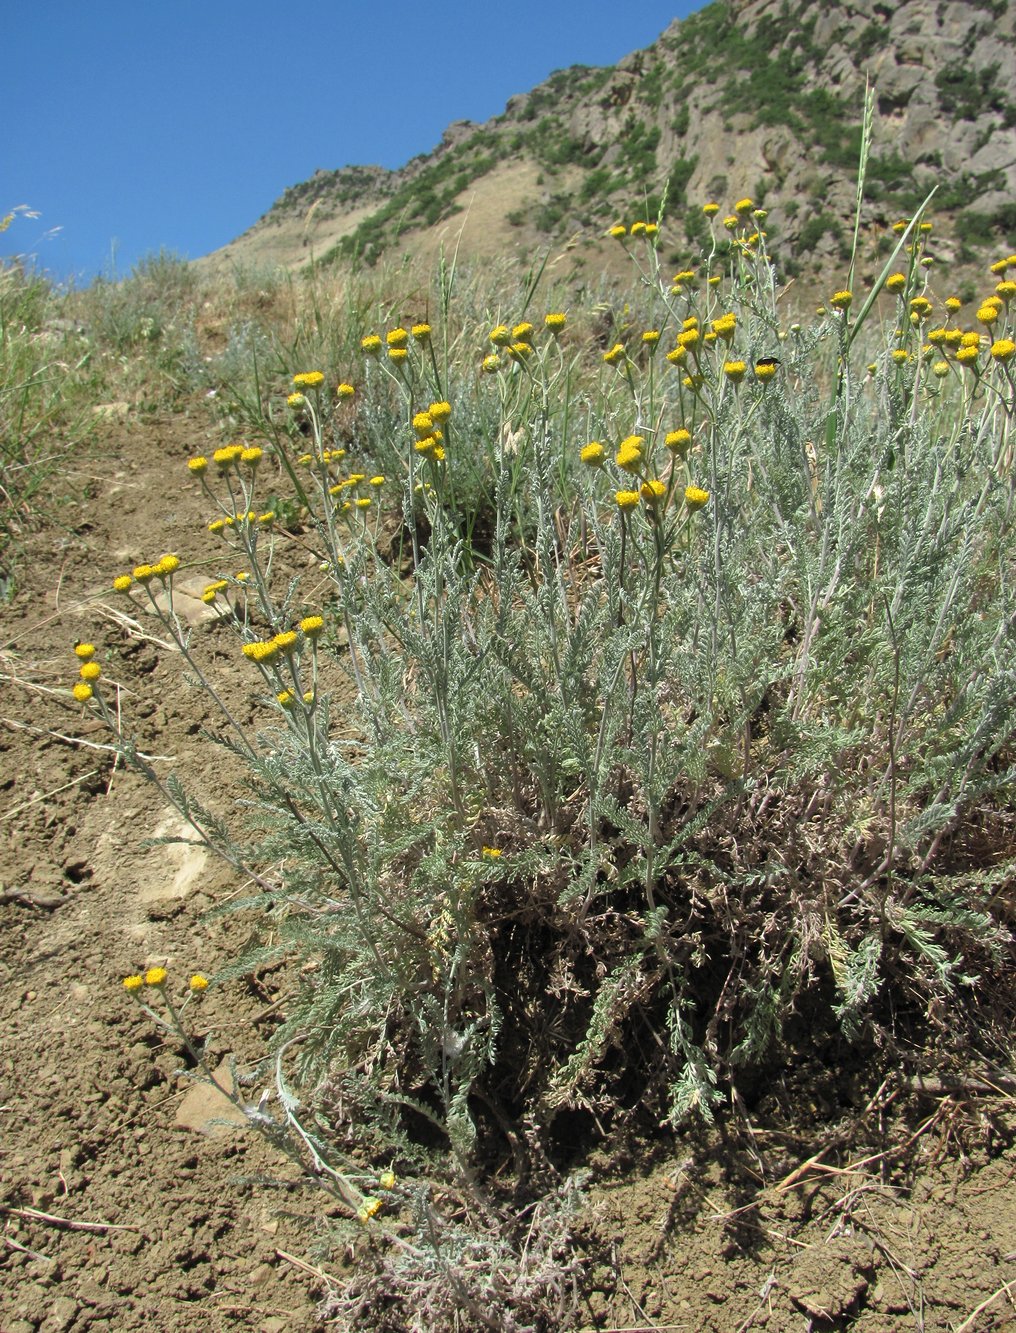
230, 253, 1013, 1178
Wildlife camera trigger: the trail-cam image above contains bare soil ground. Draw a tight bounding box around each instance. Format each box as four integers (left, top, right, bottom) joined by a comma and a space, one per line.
1, 403, 1014, 1331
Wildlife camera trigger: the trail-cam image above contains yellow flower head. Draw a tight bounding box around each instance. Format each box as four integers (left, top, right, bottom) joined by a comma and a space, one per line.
414, 435, 438, 455
723, 215, 739, 230
977, 304, 999, 325
723, 360, 747, 383
684, 485, 710, 512
113, 574, 133, 593
677, 327, 700, 349
361, 334, 382, 355
603, 343, 626, 365
666, 346, 687, 365
508, 341, 533, 360
830, 290, 852, 310
512, 322, 535, 342
240, 447, 262, 466
72, 682, 93, 703
944, 296, 962, 312
581, 441, 605, 468
909, 295, 932, 317
885, 273, 907, 294
544, 312, 566, 331
932, 360, 950, 378
412, 411, 434, 436
79, 661, 101, 681
122, 974, 144, 992
273, 630, 298, 651
891, 348, 910, 364
300, 615, 324, 637
411, 322, 432, 341
386, 328, 408, 348
145, 966, 168, 987
188, 456, 209, 475
615, 489, 640, 511
132, 564, 156, 584
927, 327, 948, 345
292, 371, 324, 389
355, 497, 371, 509
892, 219, 909, 235
615, 435, 644, 473
379, 1171, 397, 1191
711, 314, 737, 341
607, 224, 627, 239
370, 475, 385, 487
388, 347, 408, 363
242, 640, 281, 663
287, 392, 306, 409
428, 400, 452, 423
481, 354, 501, 373
989, 258, 1009, 275
642, 330, 661, 346
481, 846, 503, 860
703, 202, 720, 216
956, 345, 979, 365
665, 428, 692, 455
630, 221, 646, 237
990, 338, 1015, 363
734, 197, 754, 213
489, 324, 510, 346
155, 554, 180, 576
74, 643, 96, 661
960, 330, 981, 347
754, 360, 778, 380
641, 478, 666, 506
277, 690, 295, 708
189, 974, 209, 992
358, 1197, 384, 1223
337, 382, 355, 399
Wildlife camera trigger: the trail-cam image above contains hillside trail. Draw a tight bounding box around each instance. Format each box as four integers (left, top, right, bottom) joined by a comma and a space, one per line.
0, 402, 1014, 1332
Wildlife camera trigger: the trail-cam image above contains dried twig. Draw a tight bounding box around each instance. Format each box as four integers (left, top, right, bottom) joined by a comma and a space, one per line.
4, 1234, 53, 1262
953, 1279, 1016, 1333
275, 1247, 338, 1287
0, 769, 100, 822
0, 1204, 142, 1234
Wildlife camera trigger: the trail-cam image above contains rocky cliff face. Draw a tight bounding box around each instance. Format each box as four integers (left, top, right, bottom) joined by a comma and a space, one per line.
202, 0, 1015, 279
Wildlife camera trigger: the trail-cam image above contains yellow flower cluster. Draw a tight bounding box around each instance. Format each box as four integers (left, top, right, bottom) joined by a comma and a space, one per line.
615, 436, 644, 472
607, 221, 658, 240
580, 423, 708, 523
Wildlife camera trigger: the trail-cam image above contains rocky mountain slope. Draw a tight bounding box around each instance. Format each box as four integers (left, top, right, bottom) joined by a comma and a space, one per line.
201, 0, 1016, 283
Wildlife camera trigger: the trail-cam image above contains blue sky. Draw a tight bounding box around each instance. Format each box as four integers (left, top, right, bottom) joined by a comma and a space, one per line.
7, 2, 700, 285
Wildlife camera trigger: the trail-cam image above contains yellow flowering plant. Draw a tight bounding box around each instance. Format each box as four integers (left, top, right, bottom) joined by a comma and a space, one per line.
83, 122, 1016, 1324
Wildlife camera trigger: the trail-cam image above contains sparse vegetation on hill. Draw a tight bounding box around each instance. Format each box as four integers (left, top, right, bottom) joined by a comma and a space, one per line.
200, 0, 1016, 288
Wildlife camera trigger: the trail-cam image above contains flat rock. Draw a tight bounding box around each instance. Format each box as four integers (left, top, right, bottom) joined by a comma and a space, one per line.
139, 811, 210, 904
174, 1059, 249, 1136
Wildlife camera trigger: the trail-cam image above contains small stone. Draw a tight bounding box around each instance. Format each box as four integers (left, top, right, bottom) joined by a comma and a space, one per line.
174, 1060, 249, 1136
